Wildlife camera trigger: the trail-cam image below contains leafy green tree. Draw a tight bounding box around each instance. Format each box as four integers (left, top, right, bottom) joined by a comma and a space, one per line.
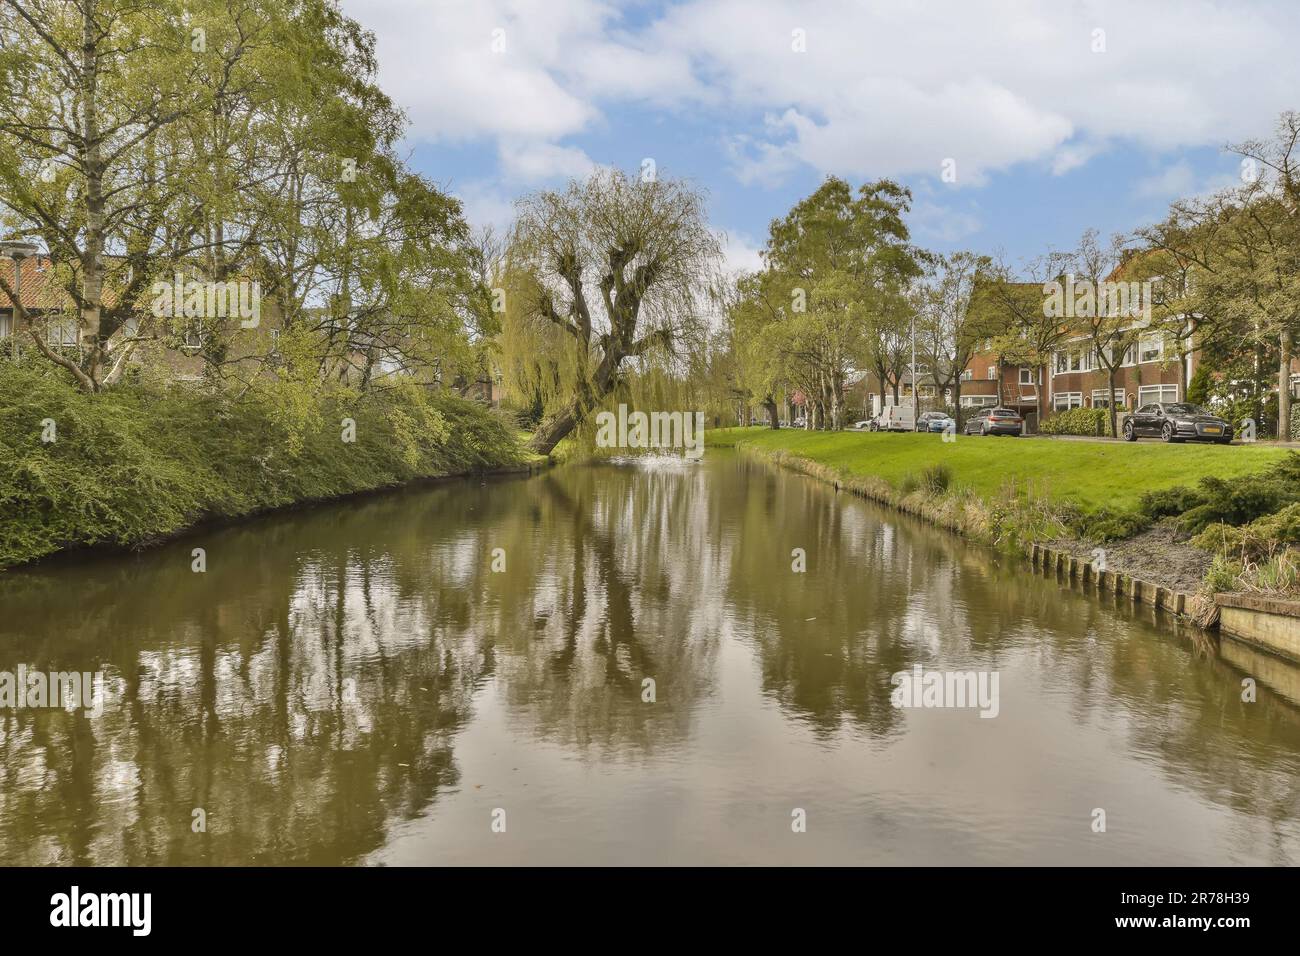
506, 168, 722, 455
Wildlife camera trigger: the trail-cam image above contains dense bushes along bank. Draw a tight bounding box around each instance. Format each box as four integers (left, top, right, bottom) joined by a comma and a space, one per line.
0, 368, 524, 570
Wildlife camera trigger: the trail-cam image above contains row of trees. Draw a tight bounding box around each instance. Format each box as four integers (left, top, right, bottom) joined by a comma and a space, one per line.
714, 111, 1300, 440
0, 0, 492, 396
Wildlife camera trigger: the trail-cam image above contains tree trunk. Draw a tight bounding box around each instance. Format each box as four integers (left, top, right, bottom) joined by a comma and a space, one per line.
1280, 328, 1294, 441
1107, 367, 1119, 437
80, 0, 105, 388
764, 396, 779, 429
527, 402, 582, 456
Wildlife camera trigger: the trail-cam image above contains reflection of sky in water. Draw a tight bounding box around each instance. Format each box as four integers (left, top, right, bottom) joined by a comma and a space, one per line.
0, 453, 1298, 865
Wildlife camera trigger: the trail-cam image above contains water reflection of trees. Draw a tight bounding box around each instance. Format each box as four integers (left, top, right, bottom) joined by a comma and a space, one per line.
0, 464, 728, 864
2, 455, 1300, 865
0, 484, 508, 864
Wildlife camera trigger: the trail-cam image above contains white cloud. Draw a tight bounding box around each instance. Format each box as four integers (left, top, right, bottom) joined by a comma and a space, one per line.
345, 0, 1300, 188
909, 202, 983, 245
719, 230, 764, 275
1133, 161, 1241, 201
498, 141, 596, 182
452, 181, 517, 237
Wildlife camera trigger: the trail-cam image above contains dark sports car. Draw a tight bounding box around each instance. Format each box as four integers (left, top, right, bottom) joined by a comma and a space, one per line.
1122, 402, 1233, 444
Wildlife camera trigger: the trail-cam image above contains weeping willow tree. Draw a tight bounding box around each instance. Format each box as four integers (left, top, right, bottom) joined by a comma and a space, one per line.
500, 168, 722, 455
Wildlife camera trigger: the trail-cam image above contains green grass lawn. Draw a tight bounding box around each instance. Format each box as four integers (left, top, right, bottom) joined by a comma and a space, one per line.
709, 426, 1294, 512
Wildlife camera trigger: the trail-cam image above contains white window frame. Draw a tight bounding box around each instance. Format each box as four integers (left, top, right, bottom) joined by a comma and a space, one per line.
987, 366, 997, 380
0, 314, 10, 340
1138, 333, 1164, 364
961, 368, 972, 382
46, 318, 79, 347
1138, 384, 1178, 406
1053, 391, 1083, 411
960, 394, 999, 408
1019, 368, 1034, 386
1090, 388, 1125, 408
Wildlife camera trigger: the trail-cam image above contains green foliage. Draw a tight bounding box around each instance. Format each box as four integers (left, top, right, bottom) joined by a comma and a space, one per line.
1185, 361, 1213, 406
1039, 406, 1107, 436
1137, 484, 1203, 519
0, 367, 521, 569
1192, 502, 1300, 561
1202, 554, 1243, 595
1134, 454, 1300, 533
920, 462, 951, 495
1070, 507, 1151, 543
1178, 474, 1298, 534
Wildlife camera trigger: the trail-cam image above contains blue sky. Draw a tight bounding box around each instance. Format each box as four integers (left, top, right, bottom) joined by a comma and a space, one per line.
345, 0, 1300, 273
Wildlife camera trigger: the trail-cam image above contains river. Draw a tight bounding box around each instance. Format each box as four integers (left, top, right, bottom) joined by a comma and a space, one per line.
1, 451, 1298, 865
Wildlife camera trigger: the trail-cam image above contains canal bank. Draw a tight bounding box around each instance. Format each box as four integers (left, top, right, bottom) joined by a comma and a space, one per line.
0, 367, 534, 572
716, 428, 1300, 652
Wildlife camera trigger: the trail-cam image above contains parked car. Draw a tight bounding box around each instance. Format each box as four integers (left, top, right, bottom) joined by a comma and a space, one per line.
916, 411, 955, 434
1122, 402, 1232, 444
853, 420, 873, 429
963, 406, 1023, 436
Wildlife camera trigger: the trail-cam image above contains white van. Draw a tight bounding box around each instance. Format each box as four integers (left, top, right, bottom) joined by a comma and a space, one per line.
871, 404, 915, 432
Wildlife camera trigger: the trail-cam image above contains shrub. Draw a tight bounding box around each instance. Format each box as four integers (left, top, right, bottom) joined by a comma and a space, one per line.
1178, 475, 1297, 534
0, 366, 522, 569
1040, 406, 1109, 436
1137, 484, 1204, 519
1071, 507, 1151, 543
1191, 502, 1300, 561
920, 462, 951, 495
1202, 554, 1243, 595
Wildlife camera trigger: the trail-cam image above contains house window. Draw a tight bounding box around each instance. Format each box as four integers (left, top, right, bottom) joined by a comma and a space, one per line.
1053, 392, 1083, 410
1091, 388, 1125, 408
987, 366, 997, 380
1138, 384, 1179, 405
1056, 350, 1083, 374
961, 368, 973, 381
46, 318, 79, 347
1019, 368, 1034, 386
0, 314, 10, 340
1139, 334, 1164, 363
960, 394, 999, 408
917, 384, 936, 398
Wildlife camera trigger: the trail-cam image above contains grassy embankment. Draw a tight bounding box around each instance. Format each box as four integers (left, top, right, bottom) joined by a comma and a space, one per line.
710, 426, 1299, 594
709, 427, 1289, 511
0, 366, 526, 570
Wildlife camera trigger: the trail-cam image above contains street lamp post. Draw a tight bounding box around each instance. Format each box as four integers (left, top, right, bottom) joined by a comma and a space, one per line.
0, 240, 40, 361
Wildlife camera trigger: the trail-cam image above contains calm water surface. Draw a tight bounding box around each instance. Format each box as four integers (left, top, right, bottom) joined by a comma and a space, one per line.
2, 452, 1299, 865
